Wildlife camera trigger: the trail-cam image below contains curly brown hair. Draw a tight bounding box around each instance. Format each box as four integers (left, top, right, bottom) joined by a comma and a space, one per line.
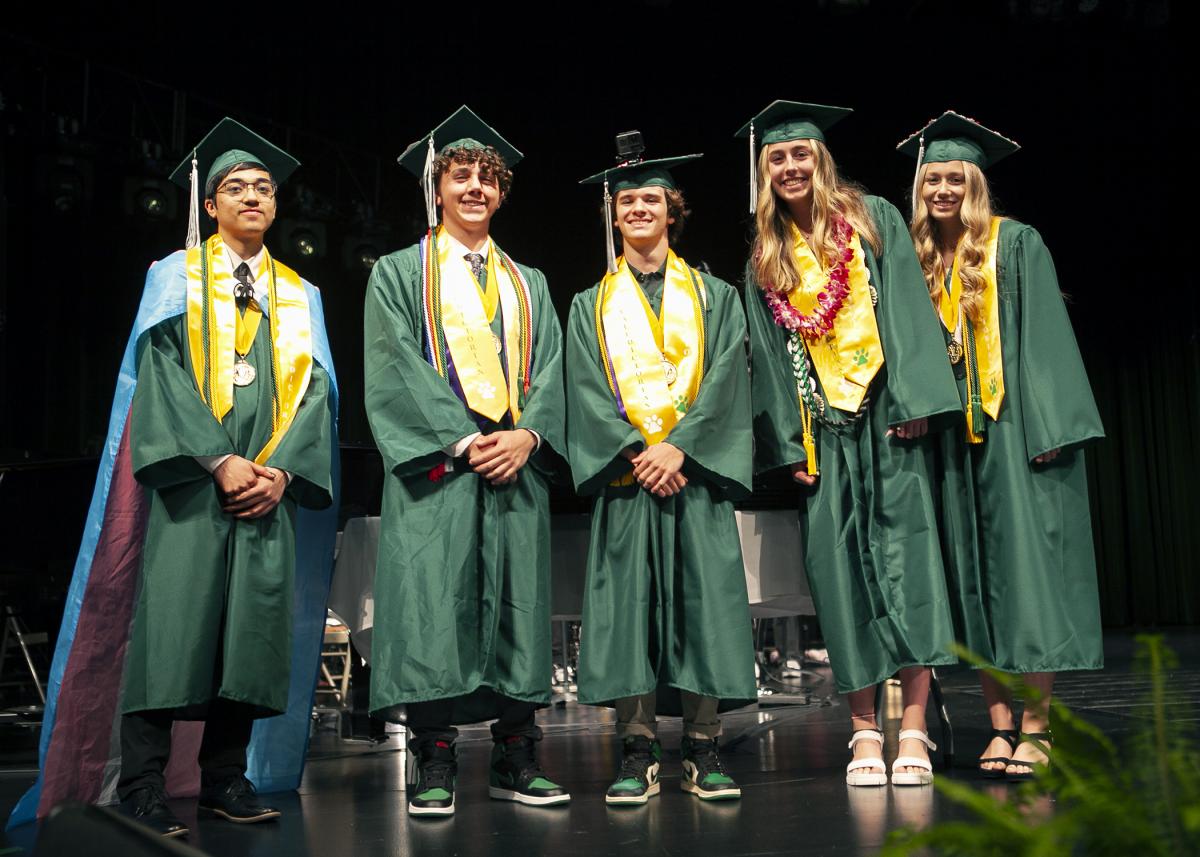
433, 144, 513, 201
605, 185, 692, 245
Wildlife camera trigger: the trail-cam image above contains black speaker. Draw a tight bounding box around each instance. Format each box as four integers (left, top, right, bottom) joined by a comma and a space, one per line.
34, 802, 206, 856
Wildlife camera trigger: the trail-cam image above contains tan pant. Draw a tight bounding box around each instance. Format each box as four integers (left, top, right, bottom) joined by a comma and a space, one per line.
615, 691, 721, 740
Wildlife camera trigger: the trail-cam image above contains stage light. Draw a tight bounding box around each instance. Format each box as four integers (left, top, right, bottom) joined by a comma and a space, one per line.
278, 220, 328, 262
122, 177, 177, 221
342, 218, 394, 276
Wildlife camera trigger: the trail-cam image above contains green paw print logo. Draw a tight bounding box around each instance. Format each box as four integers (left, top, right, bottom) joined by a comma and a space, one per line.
853, 348, 869, 367
988, 378, 998, 396
675, 395, 689, 414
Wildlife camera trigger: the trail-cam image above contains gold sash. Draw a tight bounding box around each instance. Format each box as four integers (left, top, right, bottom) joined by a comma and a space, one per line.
785, 223, 883, 412
186, 233, 313, 464
938, 216, 1004, 441
595, 252, 706, 446
436, 227, 524, 423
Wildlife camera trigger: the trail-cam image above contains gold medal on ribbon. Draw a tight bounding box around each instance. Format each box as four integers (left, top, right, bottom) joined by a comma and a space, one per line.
233, 357, 256, 386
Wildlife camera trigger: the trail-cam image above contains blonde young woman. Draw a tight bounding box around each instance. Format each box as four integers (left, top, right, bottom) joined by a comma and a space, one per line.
898, 112, 1104, 780
739, 102, 962, 786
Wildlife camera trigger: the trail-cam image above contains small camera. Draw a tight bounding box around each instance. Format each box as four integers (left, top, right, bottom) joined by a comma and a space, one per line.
615, 130, 645, 163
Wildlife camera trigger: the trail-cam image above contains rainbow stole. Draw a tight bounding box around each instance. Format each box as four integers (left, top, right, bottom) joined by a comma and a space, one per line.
185, 233, 312, 464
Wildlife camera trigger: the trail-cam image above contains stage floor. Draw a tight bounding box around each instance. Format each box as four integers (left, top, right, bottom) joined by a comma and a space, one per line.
2, 629, 1197, 856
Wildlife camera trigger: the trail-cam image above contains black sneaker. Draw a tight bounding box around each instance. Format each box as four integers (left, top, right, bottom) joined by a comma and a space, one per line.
680, 736, 740, 800
408, 739, 457, 816
488, 736, 570, 806
605, 736, 662, 806
198, 775, 282, 823
118, 785, 188, 837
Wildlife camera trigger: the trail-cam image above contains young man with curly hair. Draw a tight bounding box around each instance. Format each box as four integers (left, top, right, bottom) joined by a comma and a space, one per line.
364, 106, 569, 816
566, 149, 757, 805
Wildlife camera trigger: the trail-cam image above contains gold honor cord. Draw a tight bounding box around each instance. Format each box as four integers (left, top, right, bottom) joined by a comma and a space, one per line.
436, 228, 523, 423
596, 251, 707, 450
785, 225, 883, 412
186, 234, 313, 464
938, 217, 1005, 441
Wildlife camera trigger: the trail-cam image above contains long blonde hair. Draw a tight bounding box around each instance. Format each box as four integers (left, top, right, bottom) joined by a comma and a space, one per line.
910, 160, 993, 324
751, 139, 881, 294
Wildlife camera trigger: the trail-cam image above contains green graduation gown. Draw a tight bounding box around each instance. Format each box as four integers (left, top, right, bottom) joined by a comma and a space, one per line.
123, 312, 336, 718
365, 243, 565, 723
567, 269, 757, 712
745, 196, 963, 693
935, 220, 1104, 672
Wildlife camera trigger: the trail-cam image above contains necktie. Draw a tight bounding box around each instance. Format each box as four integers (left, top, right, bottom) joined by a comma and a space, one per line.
464, 253, 486, 282
234, 262, 255, 307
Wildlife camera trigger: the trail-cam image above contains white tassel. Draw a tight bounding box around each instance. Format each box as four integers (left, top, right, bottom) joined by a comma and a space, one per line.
422, 136, 437, 229
603, 177, 617, 275
910, 133, 925, 218
185, 151, 200, 249
748, 122, 758, 216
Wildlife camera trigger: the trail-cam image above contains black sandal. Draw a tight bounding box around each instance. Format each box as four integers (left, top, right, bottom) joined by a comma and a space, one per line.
1006, 731, 1052, 782
978, 728, 1019, 779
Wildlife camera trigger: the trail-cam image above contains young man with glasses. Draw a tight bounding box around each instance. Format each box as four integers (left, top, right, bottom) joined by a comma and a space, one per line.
364, 106, 569, 816
12, 118, 337, 838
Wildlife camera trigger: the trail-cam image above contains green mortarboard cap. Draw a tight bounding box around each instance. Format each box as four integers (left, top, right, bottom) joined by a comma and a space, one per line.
896, 110, 1020, 169
578, 154, 703, 193
168, 117, 299, 192
734, 100, 853, 147
397, 105, 524, 177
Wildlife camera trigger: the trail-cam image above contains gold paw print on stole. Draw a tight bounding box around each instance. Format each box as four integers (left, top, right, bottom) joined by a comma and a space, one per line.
476, 381, 497, 400
644, 415, 664, 434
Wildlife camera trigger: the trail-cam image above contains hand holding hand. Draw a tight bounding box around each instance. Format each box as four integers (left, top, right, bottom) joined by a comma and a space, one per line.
468, 430, 537, 485
632, 442, 686, 495
790, 462, 817, 486
887, 417, 929, 440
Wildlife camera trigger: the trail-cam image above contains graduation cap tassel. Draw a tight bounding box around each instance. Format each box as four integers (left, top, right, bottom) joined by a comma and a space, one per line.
185, 151, 200, 250
422, 136, 437, 230
603, 177, 617, 274
910, 133, 925, 218
748, 122, 758, 216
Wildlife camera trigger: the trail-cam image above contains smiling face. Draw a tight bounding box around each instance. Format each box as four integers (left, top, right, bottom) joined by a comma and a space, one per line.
436, 158, 503, 236
764, 140, 816, 208
614, 185, 674, 248
204, 166, 277, 242
920, 160, 967, 225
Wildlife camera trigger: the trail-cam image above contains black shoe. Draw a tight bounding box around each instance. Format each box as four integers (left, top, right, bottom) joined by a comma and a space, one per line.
408, 739, 457, 816
199, 775, 281, 823
489, 736, 570, 807
118, 786, 188, 838
605, 736, 662, 806
680, 736, 741, 800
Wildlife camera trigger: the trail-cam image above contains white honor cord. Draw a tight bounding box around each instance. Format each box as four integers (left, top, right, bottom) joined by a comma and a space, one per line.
604, 177, 617, 275
910, 134, 925, 217
422, 136, 438, 229
748, 122, 758, 215
185, 151, 200, 250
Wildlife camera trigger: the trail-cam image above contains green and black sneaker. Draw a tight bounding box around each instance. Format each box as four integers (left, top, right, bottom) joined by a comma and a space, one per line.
680, 736, 740, 801
605, 736, 662, 806
407, 739, 457, 817
488, 736, 571, 807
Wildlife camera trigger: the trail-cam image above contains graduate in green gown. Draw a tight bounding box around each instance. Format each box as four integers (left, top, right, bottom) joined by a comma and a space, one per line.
738, 101, 963, 787
365, 106, 569, 816
568, 145, 757, 806
119, 119, 336, 835
897, 112, 1104, 780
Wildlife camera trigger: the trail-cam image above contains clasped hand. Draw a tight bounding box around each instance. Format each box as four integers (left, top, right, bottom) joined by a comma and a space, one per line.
626, 442, 687, 498
214, 456, 286, 519
468, 430, 537, 485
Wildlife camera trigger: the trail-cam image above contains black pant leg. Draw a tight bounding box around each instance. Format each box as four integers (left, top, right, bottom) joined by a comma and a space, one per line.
118, 710, 175, 801
491, 697, 540, 742
406, 699, 459, 748
197, 701, 255, 787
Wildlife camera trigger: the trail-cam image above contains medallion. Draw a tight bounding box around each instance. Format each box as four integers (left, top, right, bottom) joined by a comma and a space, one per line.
661, 358, 678, 386
493, 332, 504, 354
233, 357, 257, 386
947, 341, 963, 365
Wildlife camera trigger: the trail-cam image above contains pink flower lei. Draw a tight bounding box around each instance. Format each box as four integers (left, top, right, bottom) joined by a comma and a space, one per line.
762, 217, 855, 341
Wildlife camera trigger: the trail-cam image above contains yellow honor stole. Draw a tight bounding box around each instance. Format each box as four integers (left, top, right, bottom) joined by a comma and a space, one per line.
938, 216, 1004, 442
595, 252, 707, 452
435, 227, 526, 423
186, 233, 313, 464
786, 223, 883, 413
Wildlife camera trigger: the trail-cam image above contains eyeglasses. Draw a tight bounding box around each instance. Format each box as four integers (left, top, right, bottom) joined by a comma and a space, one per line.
217, 180, 277, 200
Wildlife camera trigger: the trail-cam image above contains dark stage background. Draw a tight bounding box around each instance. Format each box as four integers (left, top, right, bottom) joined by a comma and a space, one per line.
0, 1, 1194, 643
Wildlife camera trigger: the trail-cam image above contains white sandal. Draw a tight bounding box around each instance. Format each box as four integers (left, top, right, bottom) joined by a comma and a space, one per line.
845, 729, 887, 786
891, 729, 937, 786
